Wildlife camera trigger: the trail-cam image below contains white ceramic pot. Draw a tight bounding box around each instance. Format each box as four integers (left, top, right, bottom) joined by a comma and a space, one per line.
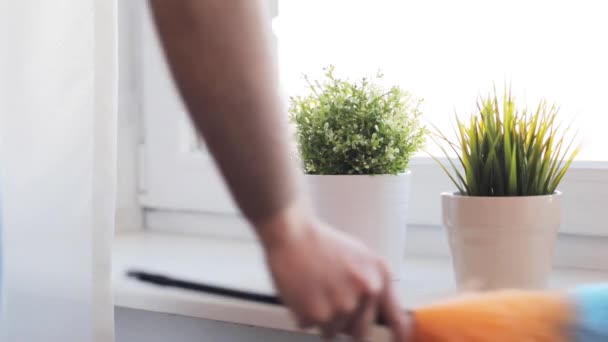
306, 173, 411, 280
442, 192, 561, 290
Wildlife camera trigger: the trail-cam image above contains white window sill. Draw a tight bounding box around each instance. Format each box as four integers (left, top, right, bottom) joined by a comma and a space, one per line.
113, 232, 608, 336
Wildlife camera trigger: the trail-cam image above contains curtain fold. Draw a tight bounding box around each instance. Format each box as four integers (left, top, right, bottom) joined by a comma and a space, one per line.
0, 1, 117, 341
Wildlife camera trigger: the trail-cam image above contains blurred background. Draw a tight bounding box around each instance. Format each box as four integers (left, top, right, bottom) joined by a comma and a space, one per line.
273, 0, 608, 160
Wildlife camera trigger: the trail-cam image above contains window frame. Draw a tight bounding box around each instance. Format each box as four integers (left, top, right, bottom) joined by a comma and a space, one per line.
137, 3, 238, 215
141, 153, 608, 237
131, 0, 608, 266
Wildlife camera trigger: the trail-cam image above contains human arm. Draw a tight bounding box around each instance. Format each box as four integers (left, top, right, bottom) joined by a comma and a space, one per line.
148, 1, 411, 339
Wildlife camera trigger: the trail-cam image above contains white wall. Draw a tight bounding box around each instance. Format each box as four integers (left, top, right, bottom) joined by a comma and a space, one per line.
116, 0, 144, 233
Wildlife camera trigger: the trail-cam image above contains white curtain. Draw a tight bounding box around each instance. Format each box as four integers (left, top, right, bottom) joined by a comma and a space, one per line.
0, 1, 117, 341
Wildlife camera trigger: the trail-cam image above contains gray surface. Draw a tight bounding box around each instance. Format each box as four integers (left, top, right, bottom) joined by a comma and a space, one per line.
116, 307, 325, 342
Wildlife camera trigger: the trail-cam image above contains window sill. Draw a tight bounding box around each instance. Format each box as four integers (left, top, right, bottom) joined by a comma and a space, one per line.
113, 232, 608, 335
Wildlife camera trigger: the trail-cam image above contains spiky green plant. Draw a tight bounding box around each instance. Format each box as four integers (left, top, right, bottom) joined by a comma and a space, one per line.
432, 88, 580, 196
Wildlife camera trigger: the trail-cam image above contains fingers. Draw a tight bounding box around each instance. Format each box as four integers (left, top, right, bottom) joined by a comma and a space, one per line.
321, 284, 359, 340
321, 259, 398, 341
379, 276, 412, 342
347, 295, 378, 341
294, 282, 408, 342
296, 300, 352, 340
297, 300, 331, 331
269, 223, 410, 341
307, 283, 377, 340
321, 314, 349, 341
320, 262, 390, 341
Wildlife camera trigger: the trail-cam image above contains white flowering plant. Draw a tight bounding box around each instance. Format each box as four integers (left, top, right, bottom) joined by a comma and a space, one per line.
289, 66, 425, 175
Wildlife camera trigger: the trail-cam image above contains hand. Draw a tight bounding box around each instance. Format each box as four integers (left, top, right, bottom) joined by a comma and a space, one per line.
257, 203, 411, 341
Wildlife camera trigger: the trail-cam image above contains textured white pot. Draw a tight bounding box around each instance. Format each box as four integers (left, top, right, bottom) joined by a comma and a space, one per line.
306, 173, 411, 280
442, 192, 562, 290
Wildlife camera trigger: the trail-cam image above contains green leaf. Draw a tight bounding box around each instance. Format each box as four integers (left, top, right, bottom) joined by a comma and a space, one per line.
290, 66, 425, 175
429, 85, 581, 196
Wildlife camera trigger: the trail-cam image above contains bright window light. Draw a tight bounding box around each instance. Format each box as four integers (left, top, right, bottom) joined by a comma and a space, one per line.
274, 0, 608, 160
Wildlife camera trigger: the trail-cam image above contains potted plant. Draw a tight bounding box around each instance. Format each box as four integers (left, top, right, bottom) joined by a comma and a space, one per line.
433, 88, 580, 290
289, 66, 425, 279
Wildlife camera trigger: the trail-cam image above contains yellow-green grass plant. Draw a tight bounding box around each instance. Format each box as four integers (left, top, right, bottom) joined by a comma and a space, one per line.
432, 88, 580, 196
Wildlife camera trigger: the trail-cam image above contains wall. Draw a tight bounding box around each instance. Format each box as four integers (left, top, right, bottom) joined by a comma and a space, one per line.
116, 0, 144, 233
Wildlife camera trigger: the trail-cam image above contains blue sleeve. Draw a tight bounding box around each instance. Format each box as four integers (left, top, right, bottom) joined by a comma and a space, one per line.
571, 284, 608, 342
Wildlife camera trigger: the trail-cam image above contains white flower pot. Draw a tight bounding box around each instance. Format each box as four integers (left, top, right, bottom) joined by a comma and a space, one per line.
442, 192, 562, 290
305, 173, 411, 280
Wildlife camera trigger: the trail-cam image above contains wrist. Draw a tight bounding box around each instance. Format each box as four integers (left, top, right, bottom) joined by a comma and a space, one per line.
254, 197, 314, 251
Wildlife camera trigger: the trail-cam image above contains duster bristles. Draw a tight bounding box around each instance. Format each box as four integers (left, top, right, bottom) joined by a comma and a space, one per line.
411, 290, 573, 342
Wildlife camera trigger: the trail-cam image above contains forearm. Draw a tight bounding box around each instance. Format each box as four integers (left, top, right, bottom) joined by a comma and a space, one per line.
149, 0, 299, 226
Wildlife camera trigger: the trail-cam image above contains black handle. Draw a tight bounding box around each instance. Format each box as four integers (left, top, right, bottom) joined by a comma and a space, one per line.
128, 270, 282, 305
127, 270, 389, 326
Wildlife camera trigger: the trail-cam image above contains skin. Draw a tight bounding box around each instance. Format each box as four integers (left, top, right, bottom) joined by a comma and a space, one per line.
149, 1, 411, 340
